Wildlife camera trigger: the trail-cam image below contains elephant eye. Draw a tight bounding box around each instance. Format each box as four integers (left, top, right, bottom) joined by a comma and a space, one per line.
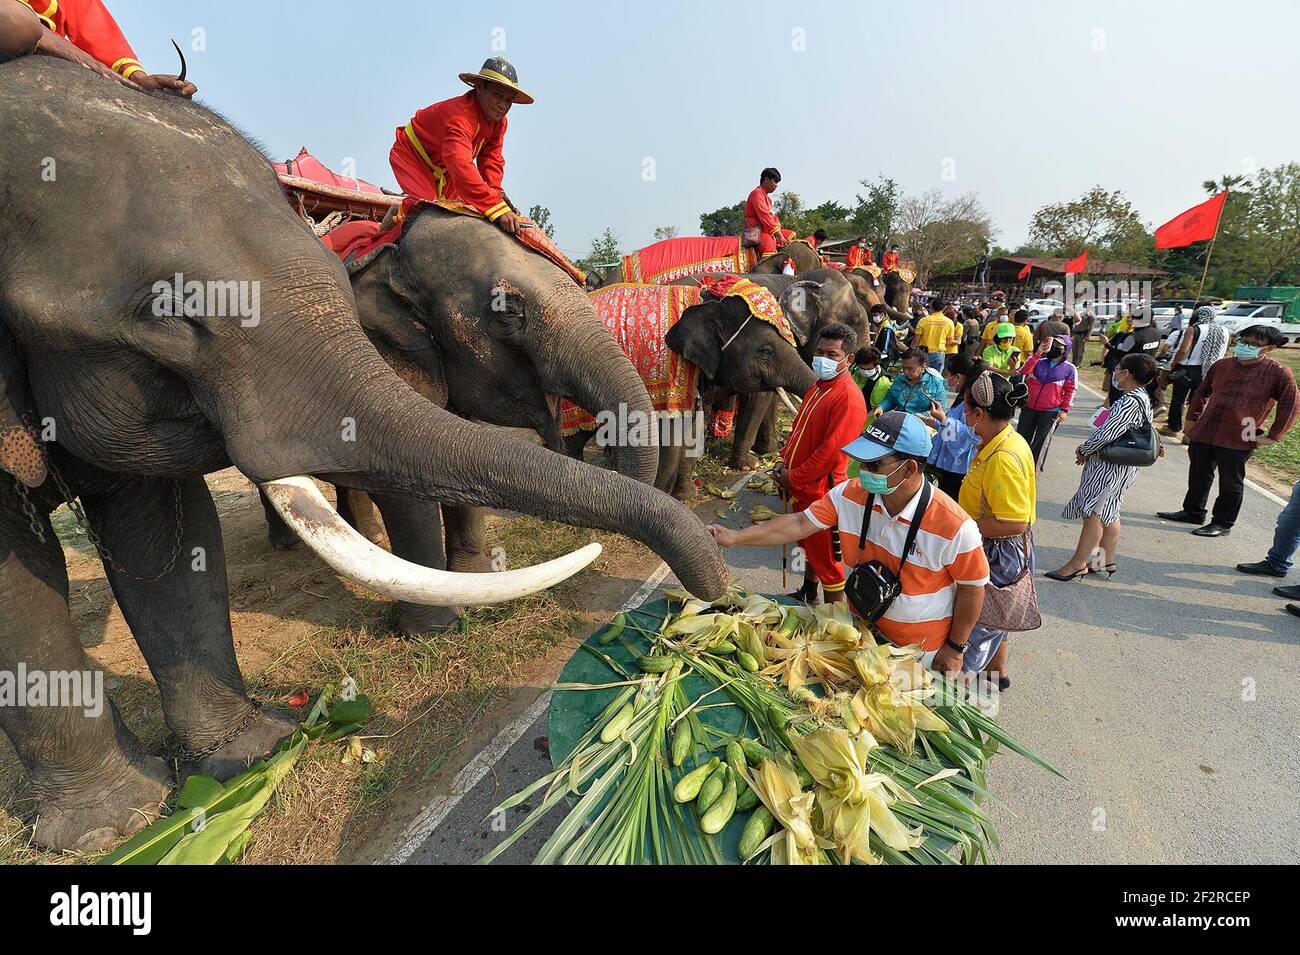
486, 283, 527, 338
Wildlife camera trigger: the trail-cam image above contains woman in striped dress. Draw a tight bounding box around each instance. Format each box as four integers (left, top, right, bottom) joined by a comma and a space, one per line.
1048, 354, 1160, 580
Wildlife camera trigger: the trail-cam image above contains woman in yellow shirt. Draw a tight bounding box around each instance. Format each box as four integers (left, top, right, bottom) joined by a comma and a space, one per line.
954, 372, 1038, 689
1012, 311, 1035, 357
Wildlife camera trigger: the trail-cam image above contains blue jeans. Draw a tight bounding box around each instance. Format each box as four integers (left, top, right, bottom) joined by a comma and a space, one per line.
1265, 480, 1300, 573
926, 351, 946, 372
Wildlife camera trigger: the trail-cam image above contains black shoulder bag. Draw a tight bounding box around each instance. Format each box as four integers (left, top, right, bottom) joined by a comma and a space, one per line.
845, 480, 932, 622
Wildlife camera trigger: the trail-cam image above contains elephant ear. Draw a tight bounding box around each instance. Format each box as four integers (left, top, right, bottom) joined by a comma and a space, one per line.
665, 302, 725, 381
349, 247, 433, 354
0, 328, 46, 488
778, 281, 819, 347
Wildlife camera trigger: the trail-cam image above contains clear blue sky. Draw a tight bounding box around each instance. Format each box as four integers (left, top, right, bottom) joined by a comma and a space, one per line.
113, 0, 1297, 258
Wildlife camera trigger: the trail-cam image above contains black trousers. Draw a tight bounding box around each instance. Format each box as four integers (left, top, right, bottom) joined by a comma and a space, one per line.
1166, 365, 1202, 432
1183, 441, 1252, 528
931, 466, 965, 499
1016, 407, 1059, 469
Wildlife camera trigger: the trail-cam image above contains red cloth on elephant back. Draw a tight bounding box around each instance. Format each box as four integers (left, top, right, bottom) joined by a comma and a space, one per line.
314, 199, 584, 284
620, 236, 758, 285
560, 284, 705, 435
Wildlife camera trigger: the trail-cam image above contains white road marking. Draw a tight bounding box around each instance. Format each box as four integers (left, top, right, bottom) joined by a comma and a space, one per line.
384, 467, 755, 863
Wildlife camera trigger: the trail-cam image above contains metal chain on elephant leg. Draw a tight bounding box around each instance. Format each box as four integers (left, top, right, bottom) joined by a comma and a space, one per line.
14, 478, 47, 544
170, 699, 263, 767
42, 454, 187, 583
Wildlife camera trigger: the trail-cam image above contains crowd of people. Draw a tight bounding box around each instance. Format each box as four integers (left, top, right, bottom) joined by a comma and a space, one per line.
708, 288, 1300, 690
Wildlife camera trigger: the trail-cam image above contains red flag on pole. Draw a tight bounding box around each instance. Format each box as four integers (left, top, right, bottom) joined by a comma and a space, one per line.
1064, 251, 1088, 275
1154, 192, 1228, 249
1017, 260, 1032, 280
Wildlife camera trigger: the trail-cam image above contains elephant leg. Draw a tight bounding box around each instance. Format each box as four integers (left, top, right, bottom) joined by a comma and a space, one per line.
0, 482, 170, 851
370, 493, 461, 635
730, 392, 774, 469
755, 396, 780, 455
563, 428, 593, 461
258, 487, 300, 551
80, 476, 296, 783
443, 504, 491, 573
336, 486, 386, 545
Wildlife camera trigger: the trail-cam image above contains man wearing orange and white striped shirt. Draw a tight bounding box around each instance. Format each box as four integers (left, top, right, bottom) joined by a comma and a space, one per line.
709, 411, 988, 673
771, 323, 866, 604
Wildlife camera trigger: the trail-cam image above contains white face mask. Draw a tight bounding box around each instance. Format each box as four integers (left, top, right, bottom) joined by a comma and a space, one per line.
812, 355, 842, 380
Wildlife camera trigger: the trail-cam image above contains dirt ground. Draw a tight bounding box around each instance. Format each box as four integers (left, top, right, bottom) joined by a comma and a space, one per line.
0, 466, 679, 864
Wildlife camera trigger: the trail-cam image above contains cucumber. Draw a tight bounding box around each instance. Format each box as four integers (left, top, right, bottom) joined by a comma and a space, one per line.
778, 613, 799, 636
726, 740, 746, 779
737, 737, 777, 765
736, 651, 759, 672
700, 770, 738, 834
696, 764, 728, 810
707, 639, 737, 654
735, 781, 760, 812
671, 721, 691, 767
599, 702, 635, 743
737, 806, 774, 859
637, 654, 675, 673
672, 757, 719, 803
597, 612, 627, 645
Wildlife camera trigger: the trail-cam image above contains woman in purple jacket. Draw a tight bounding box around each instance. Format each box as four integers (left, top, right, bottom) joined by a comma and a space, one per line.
1016, 335, 1077, 470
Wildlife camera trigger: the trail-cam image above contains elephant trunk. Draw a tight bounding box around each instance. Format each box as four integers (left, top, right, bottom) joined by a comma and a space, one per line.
546, 300, 659, 486
319, 384, 727, 600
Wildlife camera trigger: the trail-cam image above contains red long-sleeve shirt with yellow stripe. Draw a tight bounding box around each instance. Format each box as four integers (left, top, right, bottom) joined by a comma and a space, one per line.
23, 0, 144, 79
390, 90, 509, 222
780, 371, 866, 501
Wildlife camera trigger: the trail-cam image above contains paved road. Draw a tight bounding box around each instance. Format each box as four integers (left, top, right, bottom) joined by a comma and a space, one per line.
404, 384, 1300, 864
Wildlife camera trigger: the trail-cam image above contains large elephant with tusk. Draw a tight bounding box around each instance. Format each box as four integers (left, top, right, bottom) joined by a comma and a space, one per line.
0, 58, 727, 850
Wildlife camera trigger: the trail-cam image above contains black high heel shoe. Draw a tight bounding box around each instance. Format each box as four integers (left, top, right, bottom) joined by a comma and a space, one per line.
1043, 568, 1089, 581
1102, 563, 1118, 578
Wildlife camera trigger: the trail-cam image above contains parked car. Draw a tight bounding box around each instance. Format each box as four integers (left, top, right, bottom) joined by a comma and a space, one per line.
1215, 301, 1300, 345
1022, 298, 1065, 318
1150, 298, 1198, 330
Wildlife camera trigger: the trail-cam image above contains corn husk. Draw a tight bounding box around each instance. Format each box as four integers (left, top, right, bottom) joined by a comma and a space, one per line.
744, 758, 824, 865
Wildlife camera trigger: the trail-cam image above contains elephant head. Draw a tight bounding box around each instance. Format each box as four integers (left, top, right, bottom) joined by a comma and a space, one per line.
749, 239, 822, 276
664, 295, 816, 398
348, 212, 658, 485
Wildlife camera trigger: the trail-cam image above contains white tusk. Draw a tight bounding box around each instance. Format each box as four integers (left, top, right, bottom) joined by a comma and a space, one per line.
776, 388, 801, 415
260, 476, 601, 606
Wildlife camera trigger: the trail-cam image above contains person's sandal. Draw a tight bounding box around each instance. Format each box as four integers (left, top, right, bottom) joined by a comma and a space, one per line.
1044, 568, 1089, 581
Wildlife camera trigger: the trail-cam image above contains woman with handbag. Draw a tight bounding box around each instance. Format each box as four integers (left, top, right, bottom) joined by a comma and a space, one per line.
958, 372, 1039, 689
1048, 353, 1160, 582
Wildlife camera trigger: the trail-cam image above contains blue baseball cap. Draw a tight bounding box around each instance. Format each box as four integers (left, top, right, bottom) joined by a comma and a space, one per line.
842, 411, 933, 462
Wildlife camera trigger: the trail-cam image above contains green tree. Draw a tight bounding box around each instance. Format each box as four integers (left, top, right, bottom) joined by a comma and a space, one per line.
700, 201, 746, 237
653, 225, 679, 241
1026, 186, 1151, 263
850, 175, 900, 248
526, 204, 555, 238
576, 227, 621, 274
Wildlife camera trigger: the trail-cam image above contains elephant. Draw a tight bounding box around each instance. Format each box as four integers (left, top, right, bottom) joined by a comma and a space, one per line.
258, 204, 662, 635
674, 269, 868, 469
0, 58, 727, 850
565, 290, 816, 499
845, 267, 914, 322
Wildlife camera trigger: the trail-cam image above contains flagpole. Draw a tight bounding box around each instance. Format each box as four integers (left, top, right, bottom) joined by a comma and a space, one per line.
1193, 196, 1226, 302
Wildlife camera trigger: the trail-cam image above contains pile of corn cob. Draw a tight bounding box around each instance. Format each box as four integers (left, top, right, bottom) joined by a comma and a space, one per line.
480, 585, 1059, 865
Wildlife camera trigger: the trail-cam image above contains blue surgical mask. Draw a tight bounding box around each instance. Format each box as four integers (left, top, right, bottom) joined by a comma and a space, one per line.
812, 356, 841, 380
858, 460, 906, 495
1234, 343, 1262, 360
